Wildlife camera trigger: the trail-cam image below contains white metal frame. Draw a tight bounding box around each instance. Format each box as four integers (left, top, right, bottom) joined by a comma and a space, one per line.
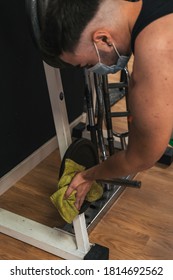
0, 63, 96, 259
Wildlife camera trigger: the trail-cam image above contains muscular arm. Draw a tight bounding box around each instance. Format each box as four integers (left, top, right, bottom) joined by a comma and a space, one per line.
83, 72, 173, 180
65, 18, 173, 209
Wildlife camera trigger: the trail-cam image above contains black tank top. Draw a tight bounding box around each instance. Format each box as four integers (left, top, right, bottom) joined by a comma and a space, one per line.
131, 0, 173, 53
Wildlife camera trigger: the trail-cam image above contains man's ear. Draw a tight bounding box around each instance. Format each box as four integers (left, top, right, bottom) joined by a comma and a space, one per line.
92, 30, 113, 47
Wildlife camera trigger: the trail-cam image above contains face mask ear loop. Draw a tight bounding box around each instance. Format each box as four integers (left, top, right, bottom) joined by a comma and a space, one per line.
93, 42, 101, 63
112, 42, 121, 58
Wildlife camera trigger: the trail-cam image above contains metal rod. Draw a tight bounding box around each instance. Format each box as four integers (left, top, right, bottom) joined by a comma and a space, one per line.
102, 75, 115, 156
94, 73, 108, 161
97, 178, 141, 188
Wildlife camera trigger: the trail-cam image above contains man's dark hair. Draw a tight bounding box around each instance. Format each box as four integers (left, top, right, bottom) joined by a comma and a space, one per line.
41, 0, 101, 57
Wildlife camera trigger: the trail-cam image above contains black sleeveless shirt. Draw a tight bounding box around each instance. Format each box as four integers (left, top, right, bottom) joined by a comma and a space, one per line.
131, 0, 173, 53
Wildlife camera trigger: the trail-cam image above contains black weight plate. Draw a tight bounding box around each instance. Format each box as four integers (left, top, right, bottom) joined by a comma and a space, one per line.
59, 138, 99, 178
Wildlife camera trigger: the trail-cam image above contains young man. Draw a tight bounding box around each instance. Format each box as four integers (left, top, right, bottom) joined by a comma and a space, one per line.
42, 0, 173, 210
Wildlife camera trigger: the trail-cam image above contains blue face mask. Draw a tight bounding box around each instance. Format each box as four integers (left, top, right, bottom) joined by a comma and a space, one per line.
88, 42, 130, 75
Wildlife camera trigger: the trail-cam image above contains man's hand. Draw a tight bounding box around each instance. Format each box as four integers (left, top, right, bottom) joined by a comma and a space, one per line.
64, 171, 94, 210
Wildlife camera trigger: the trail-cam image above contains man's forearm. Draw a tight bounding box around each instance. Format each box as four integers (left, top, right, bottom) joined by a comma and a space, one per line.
82, 149, 142, 181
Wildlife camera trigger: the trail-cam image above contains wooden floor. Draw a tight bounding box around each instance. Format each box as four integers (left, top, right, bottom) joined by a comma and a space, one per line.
0, 148, 173, 260
1, 63, 173, 259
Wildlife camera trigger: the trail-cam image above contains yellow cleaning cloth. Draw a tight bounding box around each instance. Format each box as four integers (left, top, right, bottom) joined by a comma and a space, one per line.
50, 159, 103, 224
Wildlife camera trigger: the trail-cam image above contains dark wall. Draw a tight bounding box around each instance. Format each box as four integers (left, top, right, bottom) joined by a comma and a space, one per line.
0, 0, 56, 178
0, 1, 85, 178
61, 68, 85, 124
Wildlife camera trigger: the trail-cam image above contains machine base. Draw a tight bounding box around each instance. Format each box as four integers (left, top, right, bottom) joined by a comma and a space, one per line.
84, 243, 109, 260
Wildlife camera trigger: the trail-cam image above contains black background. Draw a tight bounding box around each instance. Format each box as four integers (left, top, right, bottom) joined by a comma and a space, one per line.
0, 0, 85, 178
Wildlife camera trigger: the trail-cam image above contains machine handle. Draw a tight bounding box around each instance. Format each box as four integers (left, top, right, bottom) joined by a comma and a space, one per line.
97, 178, 141, 188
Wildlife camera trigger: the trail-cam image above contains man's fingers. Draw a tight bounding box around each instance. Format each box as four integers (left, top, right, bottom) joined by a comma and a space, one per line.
64, 184, 76, 199
63, 176, 91, 210
75, 197, 85, 210
64, 173, 80, 199
75, 200, 81, 210
64, 185, 85, 210
74, 186, 86, 210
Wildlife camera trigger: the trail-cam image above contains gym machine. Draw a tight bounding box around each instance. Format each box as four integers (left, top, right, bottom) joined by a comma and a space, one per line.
0, 0, 141, 260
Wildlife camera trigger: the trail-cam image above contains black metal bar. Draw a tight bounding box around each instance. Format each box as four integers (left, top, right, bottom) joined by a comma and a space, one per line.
84, 71, 98, 150
108, 82, 128, 89
111, 111, 130, 118
94, 73, 108, 161
97, 178, 141, 188
102, 75, 115, 156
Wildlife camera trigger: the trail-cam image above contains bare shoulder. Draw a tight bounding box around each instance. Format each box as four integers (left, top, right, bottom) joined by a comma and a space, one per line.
132, 13, 173, 84
134, 13, 173, 64
128, 14, 173, 156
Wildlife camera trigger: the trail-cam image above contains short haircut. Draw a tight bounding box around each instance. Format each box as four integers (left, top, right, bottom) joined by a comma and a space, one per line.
40, 0, 101, 57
